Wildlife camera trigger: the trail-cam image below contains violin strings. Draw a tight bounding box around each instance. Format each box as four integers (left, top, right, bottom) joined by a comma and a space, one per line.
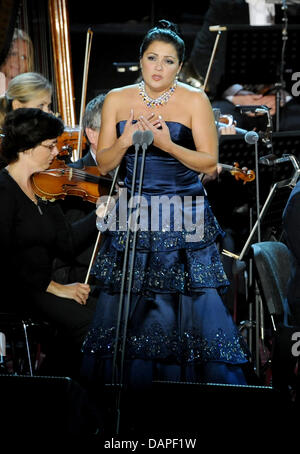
70, 169, 100, 183
44, 168, 100, 183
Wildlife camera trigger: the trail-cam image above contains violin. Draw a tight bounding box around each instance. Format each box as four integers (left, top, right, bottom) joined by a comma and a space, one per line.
31, 157, 112, 203
219, 162, 255, 184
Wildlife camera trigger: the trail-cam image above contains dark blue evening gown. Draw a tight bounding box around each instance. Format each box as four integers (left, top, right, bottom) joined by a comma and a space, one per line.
81, 121, 248, 388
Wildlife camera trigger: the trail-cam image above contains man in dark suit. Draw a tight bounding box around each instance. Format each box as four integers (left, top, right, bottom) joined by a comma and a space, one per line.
181, 0, 300, 131
70, 94, 106, 170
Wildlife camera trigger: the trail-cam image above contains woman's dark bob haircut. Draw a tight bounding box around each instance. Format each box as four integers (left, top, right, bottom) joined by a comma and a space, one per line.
139, 19, 185, 64
0, 107, 64, 164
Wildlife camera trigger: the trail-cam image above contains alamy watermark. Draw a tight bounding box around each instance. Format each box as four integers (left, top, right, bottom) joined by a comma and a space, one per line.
291, 332, 300, 357
291, 72, 300, 97
95, 188, 205, 243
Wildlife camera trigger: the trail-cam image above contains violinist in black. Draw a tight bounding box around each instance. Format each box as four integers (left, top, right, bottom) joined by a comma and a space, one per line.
0, 108, 97, 374
52, 93, 106, 285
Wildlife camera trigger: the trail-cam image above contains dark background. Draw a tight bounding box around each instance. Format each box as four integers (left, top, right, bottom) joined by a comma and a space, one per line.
67, 2, 210, 118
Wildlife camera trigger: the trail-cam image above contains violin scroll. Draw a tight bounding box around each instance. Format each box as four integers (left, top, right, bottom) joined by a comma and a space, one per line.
230, 162, 255, 184
219, 162, 255, 184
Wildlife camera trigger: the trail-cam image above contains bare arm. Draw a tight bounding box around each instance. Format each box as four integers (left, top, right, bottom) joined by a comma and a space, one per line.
96, 91, 140, 175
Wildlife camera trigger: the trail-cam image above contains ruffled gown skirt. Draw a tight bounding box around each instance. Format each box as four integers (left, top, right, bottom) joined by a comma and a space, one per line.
81, 237, 248, 388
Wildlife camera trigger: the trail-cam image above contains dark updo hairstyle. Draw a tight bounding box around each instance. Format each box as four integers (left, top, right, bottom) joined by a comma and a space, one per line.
0, 108, 64, 164
139, 19, 185, 64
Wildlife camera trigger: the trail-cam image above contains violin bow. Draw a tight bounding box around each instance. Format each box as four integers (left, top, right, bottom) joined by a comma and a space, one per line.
84, 165, 121, 284
76, 28, 93, 162
203, 25, 227, 92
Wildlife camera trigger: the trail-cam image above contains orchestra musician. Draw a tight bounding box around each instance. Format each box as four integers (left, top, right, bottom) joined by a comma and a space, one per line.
0, 72, 52, 129
0, 108, 98, 378
181, 0, 300, 131
0, 28, 34, 95
0, 74, 106, 287
52, 93, 107, 285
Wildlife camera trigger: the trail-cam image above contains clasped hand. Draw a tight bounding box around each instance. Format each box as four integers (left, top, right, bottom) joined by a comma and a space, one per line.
122, 109, 171, 150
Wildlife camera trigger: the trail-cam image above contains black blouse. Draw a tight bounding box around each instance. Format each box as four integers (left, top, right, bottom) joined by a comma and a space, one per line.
0, 168, 97, 305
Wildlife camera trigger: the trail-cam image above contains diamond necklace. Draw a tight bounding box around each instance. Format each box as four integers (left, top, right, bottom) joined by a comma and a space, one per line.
138, 79, 177, 108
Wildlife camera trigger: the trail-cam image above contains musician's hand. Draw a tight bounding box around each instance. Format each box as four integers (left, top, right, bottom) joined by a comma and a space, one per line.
200, 164, 222, 185
260, 95, 276, 116
232, 93, 275, 116
219, 124, 237, 135
232, 93, 263, 106
47, 280, 91, 305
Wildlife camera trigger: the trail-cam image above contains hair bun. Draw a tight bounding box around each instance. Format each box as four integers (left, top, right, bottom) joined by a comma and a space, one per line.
157, 19, 179, 34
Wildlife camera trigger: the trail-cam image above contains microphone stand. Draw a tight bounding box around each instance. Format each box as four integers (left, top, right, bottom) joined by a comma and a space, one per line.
275, 0, 289, 131
112, 131, 142, 385
244, 131, 261, 243
118, 131, 153, 388
112, 130, 153, 435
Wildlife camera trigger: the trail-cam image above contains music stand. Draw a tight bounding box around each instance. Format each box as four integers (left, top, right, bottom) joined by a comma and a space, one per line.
238, 166, 299, 262
219, 130, 300, 209
219, 130, 300, 372
219, 130, 300, 260
217, 25, 300, 88
208, 24, 300, 130
238, 154, 300, 373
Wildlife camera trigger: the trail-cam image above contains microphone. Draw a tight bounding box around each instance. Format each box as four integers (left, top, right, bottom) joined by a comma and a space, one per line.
259, 153, 292, 166
141, 130, 154, 152
219, 124, 273, 149
216, 121, 248, 135
259, 153, 277, 165
132, 130, 143, 152
254, 108, 269, 115
234, 126, 248, 135
244, 131, 259, 144
235, 105, 270, 115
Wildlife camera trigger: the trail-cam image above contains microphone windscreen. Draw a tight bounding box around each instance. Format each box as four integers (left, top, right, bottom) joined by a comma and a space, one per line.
132, 130, 143, 145
245, 131, 259, 144
259, 154, 277, 165
0, 332, 6, 356
142, 130, 154, 146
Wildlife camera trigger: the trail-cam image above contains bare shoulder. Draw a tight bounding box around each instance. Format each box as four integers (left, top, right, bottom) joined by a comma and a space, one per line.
177, 82, 211, 107
105, 84, 139, 103
103, 85, 140, 123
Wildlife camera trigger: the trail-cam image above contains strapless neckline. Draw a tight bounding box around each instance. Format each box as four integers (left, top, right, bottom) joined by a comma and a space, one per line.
116, 120, 191, 132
